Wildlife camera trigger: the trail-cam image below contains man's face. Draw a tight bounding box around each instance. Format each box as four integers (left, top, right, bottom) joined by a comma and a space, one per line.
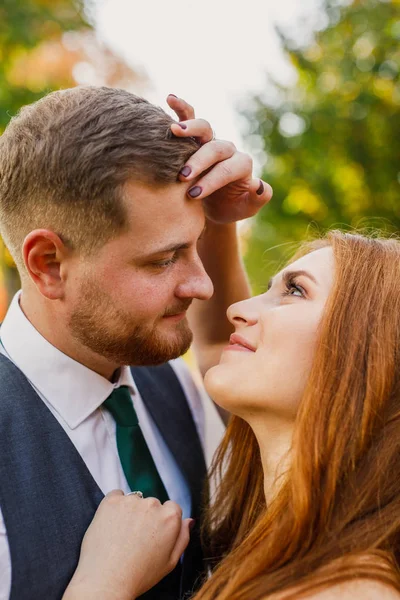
66, 180, 213, 366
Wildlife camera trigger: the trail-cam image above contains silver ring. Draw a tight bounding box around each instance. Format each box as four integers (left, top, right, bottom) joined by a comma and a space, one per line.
127, 491, 144, 498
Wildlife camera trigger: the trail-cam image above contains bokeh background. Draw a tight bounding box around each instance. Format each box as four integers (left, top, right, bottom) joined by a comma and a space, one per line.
0, 0, 399, 312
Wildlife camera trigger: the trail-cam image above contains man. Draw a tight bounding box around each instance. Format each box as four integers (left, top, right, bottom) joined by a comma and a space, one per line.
0, 87, 272, 600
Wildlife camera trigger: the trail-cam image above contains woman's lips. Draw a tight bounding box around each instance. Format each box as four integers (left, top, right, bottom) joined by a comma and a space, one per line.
224, 333, 256, 353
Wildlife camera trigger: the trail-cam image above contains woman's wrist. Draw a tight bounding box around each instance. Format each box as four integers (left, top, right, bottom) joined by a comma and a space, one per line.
63, 573, 137, 600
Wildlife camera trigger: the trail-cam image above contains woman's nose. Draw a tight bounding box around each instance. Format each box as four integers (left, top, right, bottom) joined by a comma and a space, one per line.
227, 298, 259, 327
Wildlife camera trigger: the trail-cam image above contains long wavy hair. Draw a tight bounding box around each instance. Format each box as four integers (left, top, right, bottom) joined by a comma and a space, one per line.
195, 231, 400, 600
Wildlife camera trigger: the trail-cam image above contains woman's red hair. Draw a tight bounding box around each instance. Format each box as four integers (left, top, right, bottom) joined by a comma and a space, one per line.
195, 231, 400, 599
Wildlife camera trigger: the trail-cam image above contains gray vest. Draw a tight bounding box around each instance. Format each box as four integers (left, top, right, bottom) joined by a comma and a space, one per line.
0, 354, 207, 600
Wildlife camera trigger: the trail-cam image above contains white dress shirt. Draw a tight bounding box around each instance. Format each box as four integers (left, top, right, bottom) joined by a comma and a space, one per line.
0, 292, 205, 600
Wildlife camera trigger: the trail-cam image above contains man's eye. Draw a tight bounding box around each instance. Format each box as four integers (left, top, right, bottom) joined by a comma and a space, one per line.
152, 255, 178, 269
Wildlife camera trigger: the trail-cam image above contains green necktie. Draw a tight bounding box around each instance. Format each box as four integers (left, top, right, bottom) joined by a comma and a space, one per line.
103, 386, 169, 502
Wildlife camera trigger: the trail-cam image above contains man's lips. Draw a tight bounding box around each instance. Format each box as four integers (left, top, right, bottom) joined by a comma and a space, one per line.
163, 302, 192, 320
163, 310, 188, 321
226, 333, 256, 352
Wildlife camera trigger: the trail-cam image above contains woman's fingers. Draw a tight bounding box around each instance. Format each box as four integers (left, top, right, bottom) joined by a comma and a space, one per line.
248, 177, 273, 203
167, 94, 195, 122
168, 95, 214, 145
171, 117, 214, 145
170, 518, 192, 566
178, 139, 236, 181
162, 500, 183, 522
103, 489, 124, 500
185, 151, 252, 199
244, 178, 274, 215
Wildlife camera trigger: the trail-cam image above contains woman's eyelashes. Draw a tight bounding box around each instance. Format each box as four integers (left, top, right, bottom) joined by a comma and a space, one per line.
281, 276, 306, 298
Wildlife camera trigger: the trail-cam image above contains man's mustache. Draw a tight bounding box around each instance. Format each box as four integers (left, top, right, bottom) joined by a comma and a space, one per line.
163, 300, 193, 317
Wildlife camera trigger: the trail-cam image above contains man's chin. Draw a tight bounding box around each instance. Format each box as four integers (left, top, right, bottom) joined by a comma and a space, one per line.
69, 305, 193, 367
120, 324, 193, 366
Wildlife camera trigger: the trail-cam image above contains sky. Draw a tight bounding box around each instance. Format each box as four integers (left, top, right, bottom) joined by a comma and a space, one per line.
91, 0, 325, 172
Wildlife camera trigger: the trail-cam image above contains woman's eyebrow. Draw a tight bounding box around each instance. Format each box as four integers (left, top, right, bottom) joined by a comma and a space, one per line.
268, 269, 318, 290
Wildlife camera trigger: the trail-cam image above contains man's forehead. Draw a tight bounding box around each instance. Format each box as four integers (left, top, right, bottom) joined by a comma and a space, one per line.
121, 180, 206, 252
123, 180, 195, 217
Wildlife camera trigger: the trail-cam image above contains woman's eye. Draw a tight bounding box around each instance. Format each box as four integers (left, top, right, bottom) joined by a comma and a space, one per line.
289, 285, 303, 296
283, 281, 305, 298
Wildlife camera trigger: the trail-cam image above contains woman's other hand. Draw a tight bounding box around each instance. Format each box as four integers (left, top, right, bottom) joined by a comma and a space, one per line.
63, 490, 192, 600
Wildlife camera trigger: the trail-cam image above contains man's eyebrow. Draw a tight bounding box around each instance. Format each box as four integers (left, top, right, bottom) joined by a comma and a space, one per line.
138, 224, 207, 258
146, 241, 189, 257
268, 269, 318, 290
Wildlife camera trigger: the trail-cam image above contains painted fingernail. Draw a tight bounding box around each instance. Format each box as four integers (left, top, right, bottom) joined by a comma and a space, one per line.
256, 180, 264, 195
178, 122, 187, 130
188, 186, 202, 198
189, 519, 196, 531
179, 166, 192, 178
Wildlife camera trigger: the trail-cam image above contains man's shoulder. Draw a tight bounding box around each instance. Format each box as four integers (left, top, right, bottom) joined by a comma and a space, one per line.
0, 352, 26, 383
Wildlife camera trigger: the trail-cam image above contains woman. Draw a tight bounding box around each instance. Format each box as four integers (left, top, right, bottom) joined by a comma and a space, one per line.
65, 231, 400, 599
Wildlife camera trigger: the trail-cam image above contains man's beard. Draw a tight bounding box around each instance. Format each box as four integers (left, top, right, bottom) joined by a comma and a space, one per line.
68, 279, 193, 366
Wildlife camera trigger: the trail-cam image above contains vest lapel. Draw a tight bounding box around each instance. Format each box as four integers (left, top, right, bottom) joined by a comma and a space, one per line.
131, 364, 207, 506
131, 363, 208, 597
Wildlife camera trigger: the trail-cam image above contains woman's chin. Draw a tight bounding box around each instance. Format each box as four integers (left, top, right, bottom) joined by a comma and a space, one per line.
204, 363, 237, 412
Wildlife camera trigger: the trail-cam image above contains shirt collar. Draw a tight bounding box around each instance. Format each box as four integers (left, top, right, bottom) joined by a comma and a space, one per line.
0, 291, 136, 429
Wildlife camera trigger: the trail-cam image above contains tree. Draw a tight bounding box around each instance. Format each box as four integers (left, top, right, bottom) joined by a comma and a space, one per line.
244, 0, 400, 293
0, 0, 88, 129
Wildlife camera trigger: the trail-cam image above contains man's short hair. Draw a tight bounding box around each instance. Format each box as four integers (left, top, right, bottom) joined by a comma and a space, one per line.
0, 86, 199, 272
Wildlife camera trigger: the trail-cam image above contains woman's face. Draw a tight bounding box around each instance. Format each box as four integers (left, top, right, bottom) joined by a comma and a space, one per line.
204, 246, 335, 421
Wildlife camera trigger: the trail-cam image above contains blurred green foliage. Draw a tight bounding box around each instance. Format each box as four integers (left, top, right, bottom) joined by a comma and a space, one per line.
244, 0, 400, 293
0, 0, 86, 130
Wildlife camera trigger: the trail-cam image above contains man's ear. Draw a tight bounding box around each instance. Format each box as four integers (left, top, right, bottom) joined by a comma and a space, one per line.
22, 229, 70, 300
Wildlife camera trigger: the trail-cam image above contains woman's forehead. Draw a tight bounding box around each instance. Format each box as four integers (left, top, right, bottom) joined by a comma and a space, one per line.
280, 246, 334, 286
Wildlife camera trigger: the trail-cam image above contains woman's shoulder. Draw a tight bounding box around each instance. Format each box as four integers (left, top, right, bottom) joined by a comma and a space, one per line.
263, 580, 400, 600
307, 580, 400, 599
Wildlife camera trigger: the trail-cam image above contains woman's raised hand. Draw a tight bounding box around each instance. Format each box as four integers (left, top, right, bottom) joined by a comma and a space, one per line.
63, 490, 193, 600
167, 94, 272, 224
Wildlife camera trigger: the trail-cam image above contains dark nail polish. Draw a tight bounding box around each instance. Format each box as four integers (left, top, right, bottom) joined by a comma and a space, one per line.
178, 122, 187, 130
256, 181, 264, 195
189, 519, 196, 531
188, 186, 202, 198
179, 166, 192, 178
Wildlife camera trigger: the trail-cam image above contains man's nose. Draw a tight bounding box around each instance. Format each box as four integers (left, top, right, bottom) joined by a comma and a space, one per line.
175, 258, 214, 301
